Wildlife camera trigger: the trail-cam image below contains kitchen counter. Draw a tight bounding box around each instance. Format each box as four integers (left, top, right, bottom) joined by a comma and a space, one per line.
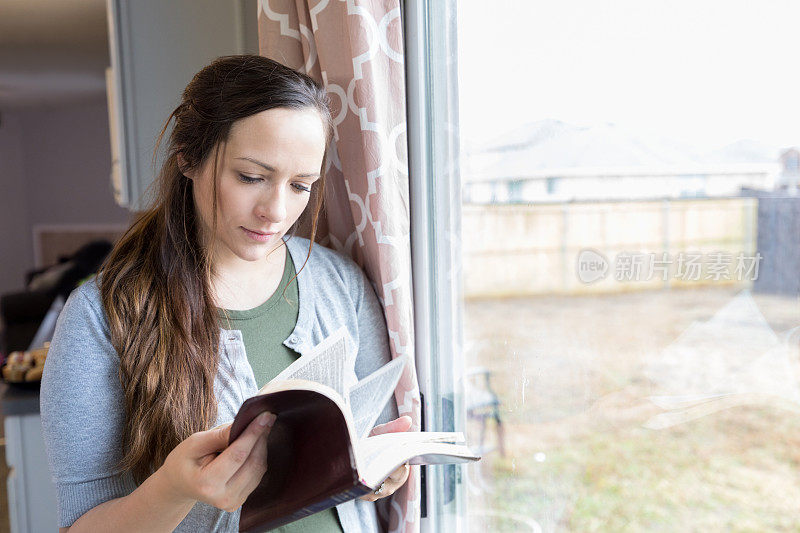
0, 382, 40, 417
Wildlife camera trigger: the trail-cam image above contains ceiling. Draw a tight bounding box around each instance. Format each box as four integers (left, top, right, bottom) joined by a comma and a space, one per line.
0, 0, 109, 108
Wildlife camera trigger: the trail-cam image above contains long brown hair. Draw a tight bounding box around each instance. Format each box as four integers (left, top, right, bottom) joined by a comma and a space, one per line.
99, 55, 333, 483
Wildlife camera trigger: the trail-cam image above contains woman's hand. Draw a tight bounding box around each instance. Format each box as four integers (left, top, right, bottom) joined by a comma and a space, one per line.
157, 411, 276, 512
359, 415, 413, 502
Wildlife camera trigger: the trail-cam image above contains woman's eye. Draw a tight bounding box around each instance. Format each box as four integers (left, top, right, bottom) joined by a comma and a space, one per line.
238, 174, 262, 184
292, 183, 311, 193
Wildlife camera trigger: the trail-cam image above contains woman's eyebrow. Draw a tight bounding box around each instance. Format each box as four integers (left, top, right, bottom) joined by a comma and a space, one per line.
235, 157, 320, 178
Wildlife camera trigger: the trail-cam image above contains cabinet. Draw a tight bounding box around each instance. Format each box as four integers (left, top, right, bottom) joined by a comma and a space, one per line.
5, 414, 58, 533
105, 0, 258, 209
1, 383, 58, 533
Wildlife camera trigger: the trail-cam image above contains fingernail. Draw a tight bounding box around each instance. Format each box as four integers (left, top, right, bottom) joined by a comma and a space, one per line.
265, 413, 277, 427
258, 413, 269, 427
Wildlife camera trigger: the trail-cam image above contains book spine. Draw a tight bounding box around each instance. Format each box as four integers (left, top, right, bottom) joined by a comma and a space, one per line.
313, 484, 373, 508
244, 485, 373, 532
305, 485, 371, 515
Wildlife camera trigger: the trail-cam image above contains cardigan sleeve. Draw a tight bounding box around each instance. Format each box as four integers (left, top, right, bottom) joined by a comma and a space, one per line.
39, 280, 137, 527
351, 264, 400, 428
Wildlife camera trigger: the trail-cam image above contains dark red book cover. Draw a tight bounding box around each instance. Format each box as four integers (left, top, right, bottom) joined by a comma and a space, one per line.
229, 389, 371, 532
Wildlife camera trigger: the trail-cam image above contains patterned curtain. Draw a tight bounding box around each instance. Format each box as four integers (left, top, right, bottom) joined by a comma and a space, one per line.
257, 1, 421, 532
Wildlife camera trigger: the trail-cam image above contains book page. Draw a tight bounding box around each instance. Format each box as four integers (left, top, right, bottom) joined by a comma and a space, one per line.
357, 431, 466, 466
270, 327, 356, 402
350, 355, 408, 439
355, 432, 479, 487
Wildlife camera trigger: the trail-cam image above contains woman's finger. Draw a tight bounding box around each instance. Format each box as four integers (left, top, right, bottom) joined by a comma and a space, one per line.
185, 423, 232, 457
380, 464, 410, 495
226, 420, 271, 497
369, 415, 412, 436
388, 463, 410, 483
207, 412, 275, 480
360, 464, 411, 502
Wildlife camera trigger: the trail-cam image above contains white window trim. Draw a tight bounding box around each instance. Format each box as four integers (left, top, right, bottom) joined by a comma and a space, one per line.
404, 0, 468, 531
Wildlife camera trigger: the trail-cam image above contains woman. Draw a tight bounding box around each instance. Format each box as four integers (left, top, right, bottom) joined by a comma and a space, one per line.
40, 55, 410, 533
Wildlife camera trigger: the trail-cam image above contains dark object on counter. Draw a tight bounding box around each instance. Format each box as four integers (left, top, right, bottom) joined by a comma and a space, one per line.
0, 378, 41, 391
0, 240, 113, 353
0, 381, 42, 416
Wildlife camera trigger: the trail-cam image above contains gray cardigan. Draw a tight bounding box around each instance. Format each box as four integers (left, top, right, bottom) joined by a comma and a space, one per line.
40, 236, 398, 532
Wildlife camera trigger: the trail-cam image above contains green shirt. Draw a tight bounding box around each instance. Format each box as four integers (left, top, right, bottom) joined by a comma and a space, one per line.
219, 250, 344, 533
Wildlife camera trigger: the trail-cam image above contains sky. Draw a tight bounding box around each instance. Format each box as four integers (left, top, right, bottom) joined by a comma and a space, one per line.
457, 0, 800, 152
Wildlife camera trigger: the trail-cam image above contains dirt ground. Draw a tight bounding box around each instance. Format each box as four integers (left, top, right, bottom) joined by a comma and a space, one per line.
463, 286, 800, 532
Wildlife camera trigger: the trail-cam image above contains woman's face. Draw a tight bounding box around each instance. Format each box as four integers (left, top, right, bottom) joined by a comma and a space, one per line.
188, 107, 326, 267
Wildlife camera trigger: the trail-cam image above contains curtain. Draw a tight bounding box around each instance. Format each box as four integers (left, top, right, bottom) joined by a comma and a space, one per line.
257, 1, 421, 531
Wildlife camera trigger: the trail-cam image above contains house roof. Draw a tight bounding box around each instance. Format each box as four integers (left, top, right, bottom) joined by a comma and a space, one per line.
463, 119, 786, 183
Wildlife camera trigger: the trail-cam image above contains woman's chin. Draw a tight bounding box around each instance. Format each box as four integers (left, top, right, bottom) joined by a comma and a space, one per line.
238, 249, 268, 262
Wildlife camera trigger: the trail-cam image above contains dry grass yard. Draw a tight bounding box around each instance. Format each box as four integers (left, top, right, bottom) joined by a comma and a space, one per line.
464, 286, 800, 532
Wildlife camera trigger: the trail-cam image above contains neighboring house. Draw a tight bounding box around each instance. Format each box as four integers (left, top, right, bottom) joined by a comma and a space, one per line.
464, 164, 779, 204
463, 119, 789, 204
775, 148, 800, 191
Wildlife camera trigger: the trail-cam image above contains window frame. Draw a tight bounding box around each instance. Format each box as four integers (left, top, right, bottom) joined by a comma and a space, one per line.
404, 0, 468, 530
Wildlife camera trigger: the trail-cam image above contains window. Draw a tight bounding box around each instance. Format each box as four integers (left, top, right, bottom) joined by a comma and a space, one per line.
546, 177, 558, 196
508, 180, 524, 203
408, 1, 800, 531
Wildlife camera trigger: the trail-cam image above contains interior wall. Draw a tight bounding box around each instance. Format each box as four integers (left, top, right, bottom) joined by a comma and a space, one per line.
19, 98, 131, 228
0, 110, 32, 296
0, 97, 131, 295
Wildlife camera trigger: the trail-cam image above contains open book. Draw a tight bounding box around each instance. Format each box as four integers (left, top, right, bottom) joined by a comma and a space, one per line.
228, 328, 480, 532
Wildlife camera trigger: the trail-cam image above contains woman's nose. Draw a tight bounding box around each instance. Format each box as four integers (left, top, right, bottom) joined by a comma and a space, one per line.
256, 188, 287, 223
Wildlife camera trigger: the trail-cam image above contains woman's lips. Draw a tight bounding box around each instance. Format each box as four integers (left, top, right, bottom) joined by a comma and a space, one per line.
241, 227, 275, 242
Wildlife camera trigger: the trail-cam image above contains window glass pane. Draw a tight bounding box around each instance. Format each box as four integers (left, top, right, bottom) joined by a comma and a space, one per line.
457, 2, 800, 531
